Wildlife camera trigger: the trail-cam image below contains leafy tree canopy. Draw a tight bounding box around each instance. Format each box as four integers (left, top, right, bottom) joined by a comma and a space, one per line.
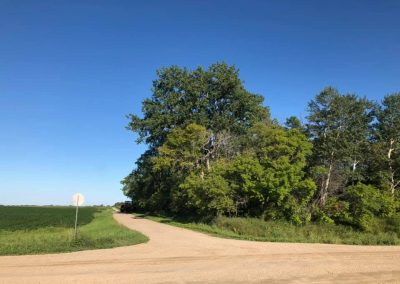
128, 63, 270, 147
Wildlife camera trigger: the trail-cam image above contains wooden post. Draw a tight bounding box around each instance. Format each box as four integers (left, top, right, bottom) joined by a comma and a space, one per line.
74, 195, 79, 240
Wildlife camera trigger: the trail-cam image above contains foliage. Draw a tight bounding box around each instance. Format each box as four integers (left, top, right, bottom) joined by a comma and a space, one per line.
123, 62, 400, 234
221, 153, 266, 216
153, 123, 210, 175
154, 123, 317, 223
374, 93, 400, 196
343, 183, 394, 230
128, 63, 270, 147
246, 124, 316, 223
285, 116, 304, 131
178, 172, 235, 217
306, 87, 374, 205
321, 183, 396, 230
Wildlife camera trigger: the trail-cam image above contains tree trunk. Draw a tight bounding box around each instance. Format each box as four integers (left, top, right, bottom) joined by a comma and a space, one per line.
319, 163, 332, 206
318, 152, 334, 207
390, 171, 395, 195
352, 159, 358, 172
388, 139, 396, 195
388, 139, 394, 159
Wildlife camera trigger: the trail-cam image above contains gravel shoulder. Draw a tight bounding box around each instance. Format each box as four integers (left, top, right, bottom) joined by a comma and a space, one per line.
1, 212, 399, 283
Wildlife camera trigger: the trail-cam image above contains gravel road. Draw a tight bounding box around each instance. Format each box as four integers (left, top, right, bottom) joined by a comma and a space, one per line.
1, 213, 399, 283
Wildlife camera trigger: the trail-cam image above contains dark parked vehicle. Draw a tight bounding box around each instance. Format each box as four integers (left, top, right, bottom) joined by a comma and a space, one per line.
119, 201, 135, 213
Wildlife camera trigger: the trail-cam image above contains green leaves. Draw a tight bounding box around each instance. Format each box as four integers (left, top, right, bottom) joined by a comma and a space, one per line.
128, 63, 270, 147
374, 93, 400, 195
178, 173, 235, 217
245, 124, 316, 223
306, 87, 375, 205
123, 63, 399, 230
152, 123, 210, 174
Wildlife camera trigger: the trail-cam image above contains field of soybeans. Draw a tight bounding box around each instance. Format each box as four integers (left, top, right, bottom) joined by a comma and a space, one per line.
0, 206, 148, 255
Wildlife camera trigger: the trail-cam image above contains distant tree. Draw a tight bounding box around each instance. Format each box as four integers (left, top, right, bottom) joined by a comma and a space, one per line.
285, 116, 304, 131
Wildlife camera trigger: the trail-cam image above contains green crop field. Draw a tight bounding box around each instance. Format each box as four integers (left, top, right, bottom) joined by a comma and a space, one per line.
0, 206, 148, 255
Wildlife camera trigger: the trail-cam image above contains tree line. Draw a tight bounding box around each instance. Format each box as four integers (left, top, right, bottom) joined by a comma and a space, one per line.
122, 63, 400, 230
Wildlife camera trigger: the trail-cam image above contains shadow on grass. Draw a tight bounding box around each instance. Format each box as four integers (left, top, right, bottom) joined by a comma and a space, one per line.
132, 213, 146, 219
133, 212, 207, 224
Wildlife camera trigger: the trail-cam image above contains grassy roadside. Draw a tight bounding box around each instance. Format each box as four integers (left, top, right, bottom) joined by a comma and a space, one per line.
139, 213, 400, 245
0, 206, 148, 255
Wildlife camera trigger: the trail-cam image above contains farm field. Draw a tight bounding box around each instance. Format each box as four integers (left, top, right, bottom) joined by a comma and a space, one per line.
141, 214, 400, 245
0, 206, 148, 255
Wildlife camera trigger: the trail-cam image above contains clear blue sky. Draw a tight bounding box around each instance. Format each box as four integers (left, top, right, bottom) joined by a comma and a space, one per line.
1, 0, 399, 205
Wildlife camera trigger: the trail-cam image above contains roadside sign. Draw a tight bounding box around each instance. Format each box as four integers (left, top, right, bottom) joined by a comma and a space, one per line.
72, 193, 85, 239
72, 193, 85, 207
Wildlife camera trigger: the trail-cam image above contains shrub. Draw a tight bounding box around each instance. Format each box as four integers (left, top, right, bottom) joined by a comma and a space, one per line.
178, 173, 235, 217
343, 183, 393, 230
323, 197, 352, 225
311, 205, 335, 224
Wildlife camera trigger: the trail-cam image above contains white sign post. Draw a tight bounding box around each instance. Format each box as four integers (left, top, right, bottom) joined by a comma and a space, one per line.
72, 193, 85, 240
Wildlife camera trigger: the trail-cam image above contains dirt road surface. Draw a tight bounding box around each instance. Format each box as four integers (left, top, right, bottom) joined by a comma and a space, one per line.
1, 213, 400, 283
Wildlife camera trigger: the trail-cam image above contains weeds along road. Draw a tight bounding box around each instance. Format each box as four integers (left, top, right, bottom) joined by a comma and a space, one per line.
1, 213, 399, 283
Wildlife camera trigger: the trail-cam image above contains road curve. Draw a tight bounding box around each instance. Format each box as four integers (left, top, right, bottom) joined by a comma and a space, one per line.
0, 213, 399, 283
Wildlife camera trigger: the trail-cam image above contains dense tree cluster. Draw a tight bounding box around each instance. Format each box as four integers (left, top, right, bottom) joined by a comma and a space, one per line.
122, 63, 400, 229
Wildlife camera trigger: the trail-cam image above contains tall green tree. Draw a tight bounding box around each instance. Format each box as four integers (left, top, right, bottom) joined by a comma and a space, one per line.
245, 123, 316, 223
375, 93, 400, 197
306, 87, 374, 206
122, 150, 170, 211
124, 63, 270, 213
128, 63, 270, 147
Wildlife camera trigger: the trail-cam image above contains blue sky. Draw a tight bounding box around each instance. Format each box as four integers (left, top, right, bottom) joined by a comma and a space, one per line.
1, 0, 399, 205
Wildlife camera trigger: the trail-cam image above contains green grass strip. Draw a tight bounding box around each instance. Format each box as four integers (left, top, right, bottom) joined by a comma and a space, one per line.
141, 214, 400, 245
